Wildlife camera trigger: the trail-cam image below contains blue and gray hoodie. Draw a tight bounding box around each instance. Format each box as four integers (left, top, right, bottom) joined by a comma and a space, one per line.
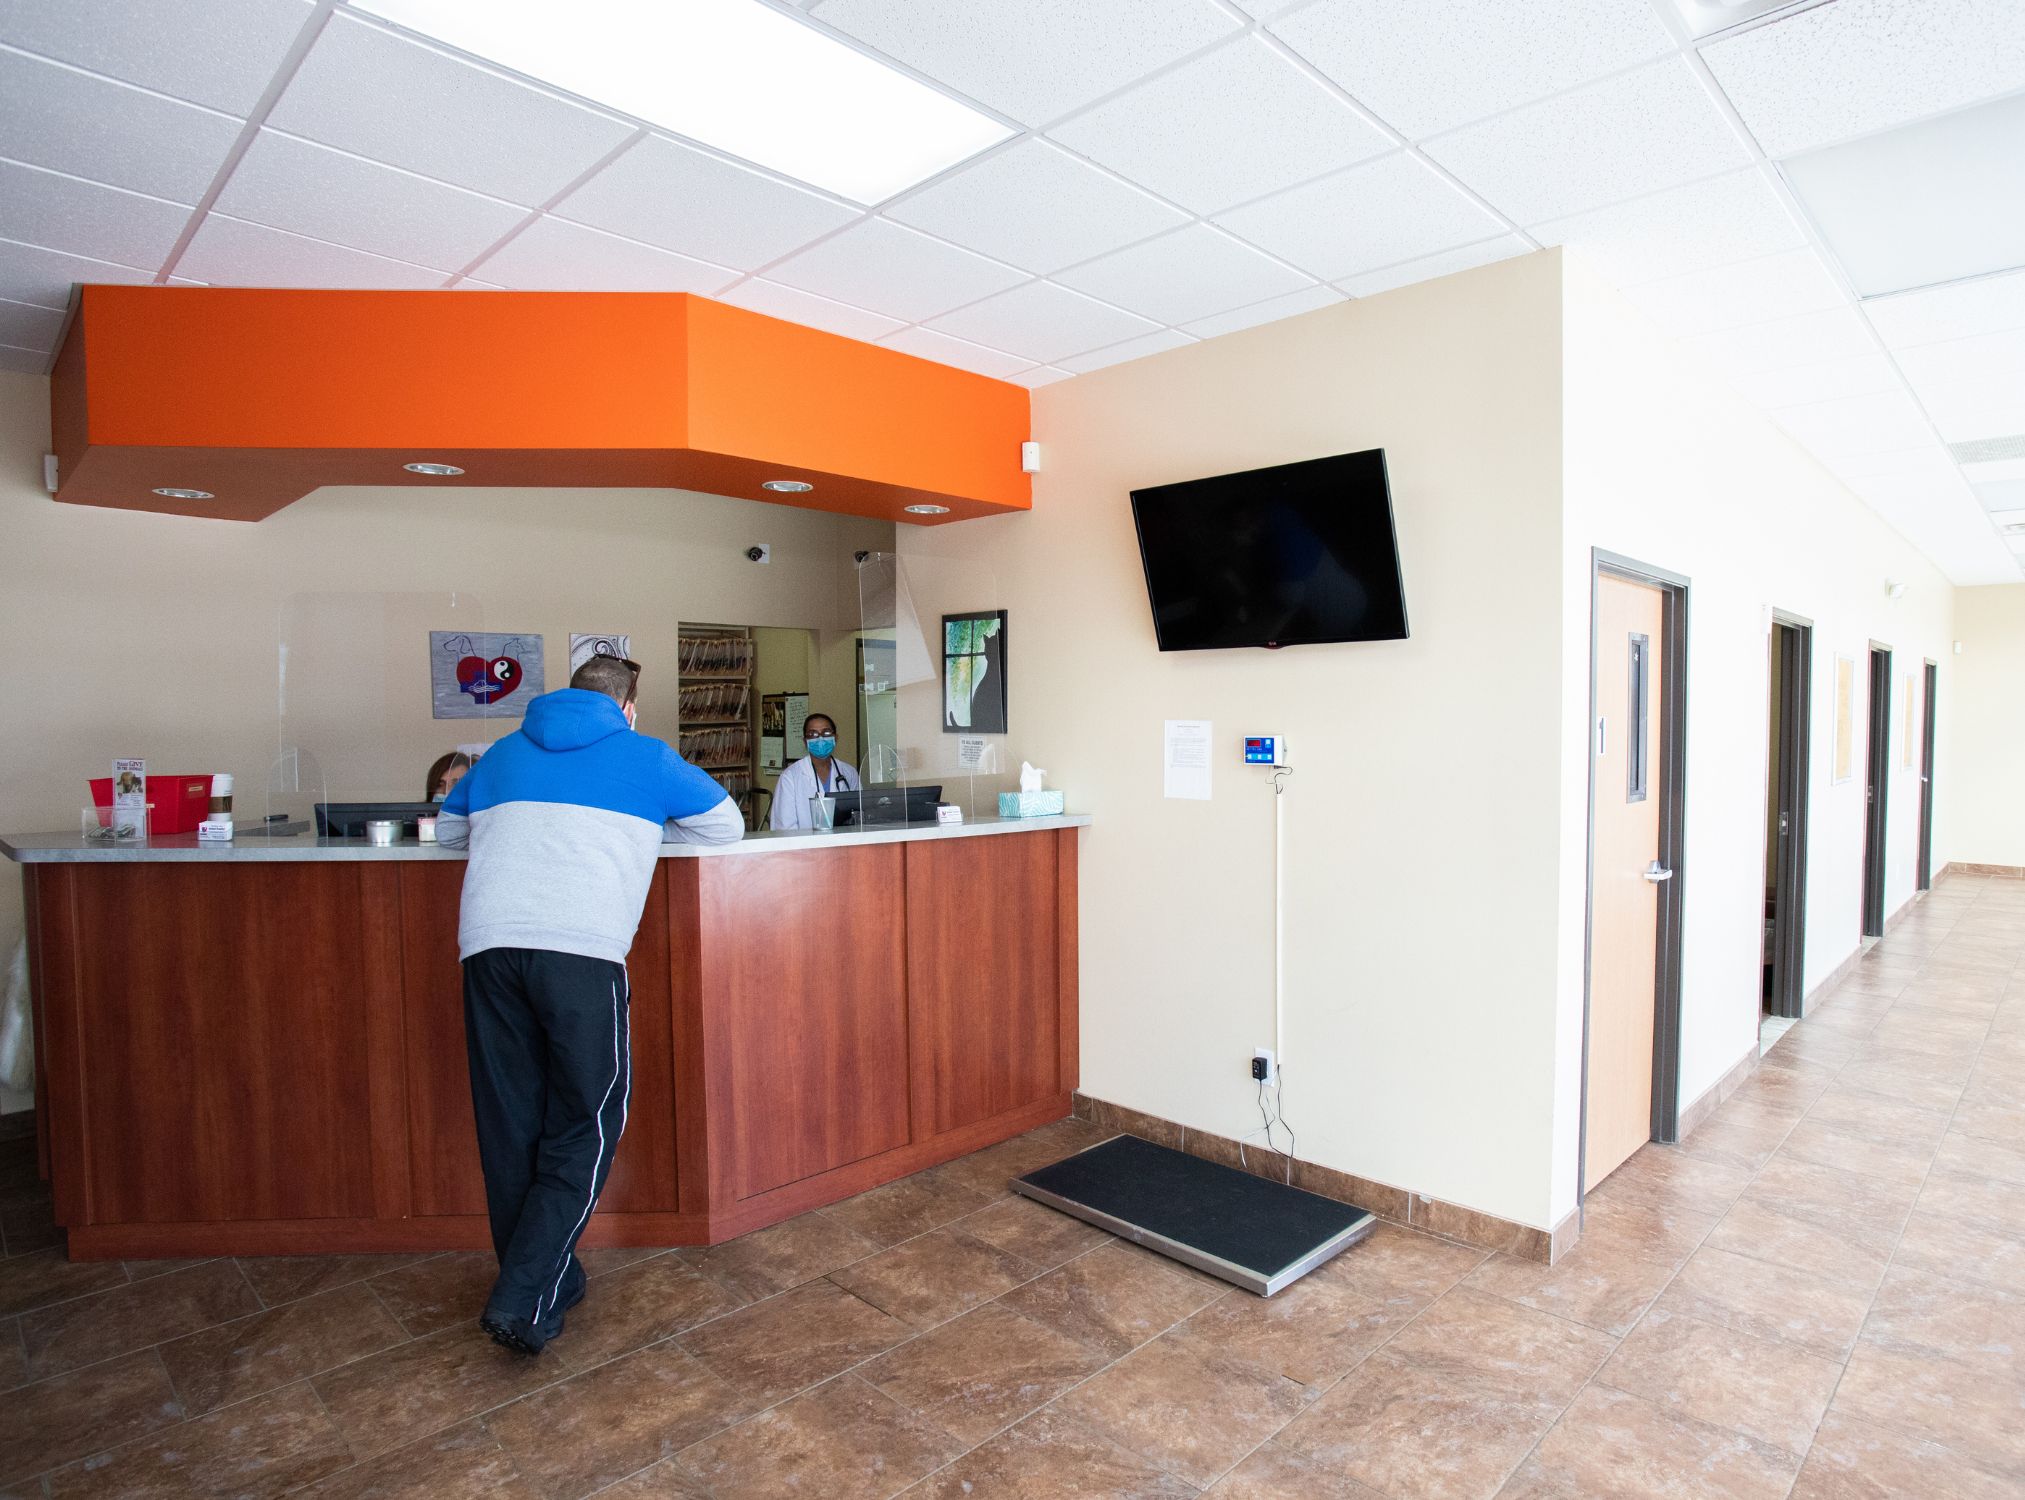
435, 689, 744, 963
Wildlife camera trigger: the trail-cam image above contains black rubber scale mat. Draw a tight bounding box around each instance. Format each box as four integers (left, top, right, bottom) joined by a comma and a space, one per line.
1012, 1133, 1375, 1296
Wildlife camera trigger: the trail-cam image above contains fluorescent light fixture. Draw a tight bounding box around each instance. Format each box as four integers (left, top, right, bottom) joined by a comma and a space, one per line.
1783, 90, 2025, 297
1665, 0, 1829, 40
351, 0, 1013, 205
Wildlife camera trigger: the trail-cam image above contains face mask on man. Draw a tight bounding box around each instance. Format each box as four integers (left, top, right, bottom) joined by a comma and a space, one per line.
806, 735, 837, 758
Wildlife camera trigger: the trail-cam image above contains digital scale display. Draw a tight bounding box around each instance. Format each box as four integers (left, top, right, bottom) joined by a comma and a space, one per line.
1243, 735, 1285, 766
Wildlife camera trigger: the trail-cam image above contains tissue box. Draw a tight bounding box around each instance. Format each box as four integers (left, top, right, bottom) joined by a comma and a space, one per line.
997, 790, 1066, 818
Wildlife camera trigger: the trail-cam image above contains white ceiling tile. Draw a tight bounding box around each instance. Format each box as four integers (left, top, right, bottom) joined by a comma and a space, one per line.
1270, 0, 1674, 139
1965, 457, 2025, 483
215, 131, 526, 274
0, 235, 152, 310
766, 218, 1026, 322
0, 159, 191, 271
1183, 283, 1346, 339
1053, 223, 1313, 326
1050, 36, 1394, 215
885, 139, 1185, 274
1701, 0, 2025, 158
1009, 365, 1074, 388
0, 342, 47, 374
1824, 445, 1960, 484
1620, 248, 1845, 338
177, 213, 447, 289
0, 47, 239, 202
715, 279, 904, 343
1895, 329, 2025, 443
1212, 151, 1508, 282
1423, 58, 1750, 224
0, 295, 64, 351
1728, 353, 1905, 408
551, 135, 858, 272
269, 13, 635, 206
1531, 168, 1805, 287
1866, 268, 2025, 349
879, 325, 1034, 379
0, 0, 312, 115
807, 0, 1242, 127
924, 279, 1160, 364
470, 216, 736, 293
1057, 327, 1197, 374
1679, 304, 1878, 375
1782, 90, 2025, 299
1772, 388, 1935, 457
1333, 233, 1533, 297
1975, 479, 2025, 512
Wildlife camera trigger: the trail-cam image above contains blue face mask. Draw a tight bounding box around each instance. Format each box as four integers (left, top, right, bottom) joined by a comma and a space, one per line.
806, 736, 837, 759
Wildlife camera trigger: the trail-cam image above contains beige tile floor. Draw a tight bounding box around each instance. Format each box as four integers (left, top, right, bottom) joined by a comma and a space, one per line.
3, 871, 2025, 1497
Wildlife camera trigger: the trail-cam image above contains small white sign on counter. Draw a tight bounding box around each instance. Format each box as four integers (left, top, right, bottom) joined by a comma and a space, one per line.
956, 735, 987, 771
1163, 720, 1212, 800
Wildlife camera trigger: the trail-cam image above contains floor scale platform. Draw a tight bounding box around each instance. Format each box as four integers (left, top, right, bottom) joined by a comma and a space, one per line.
1012, 1133, 1376, 1296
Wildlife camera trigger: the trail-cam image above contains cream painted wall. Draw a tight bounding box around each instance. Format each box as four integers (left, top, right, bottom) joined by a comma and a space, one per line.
902, 253, 1571, 1229
1555, 261, 1955, 1218
1945, 585, 2025, 866
0, 368, 893, 973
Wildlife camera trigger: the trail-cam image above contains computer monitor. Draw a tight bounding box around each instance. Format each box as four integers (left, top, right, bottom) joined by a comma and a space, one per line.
314, 802, 440, 839
831, 784, 943, 827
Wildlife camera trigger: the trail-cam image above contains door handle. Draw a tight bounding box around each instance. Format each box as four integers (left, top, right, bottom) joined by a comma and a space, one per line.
1643, 861, 1673, 883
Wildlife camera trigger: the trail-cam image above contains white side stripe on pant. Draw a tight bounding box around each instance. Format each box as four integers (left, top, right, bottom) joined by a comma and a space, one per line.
534, 979, 623, 1324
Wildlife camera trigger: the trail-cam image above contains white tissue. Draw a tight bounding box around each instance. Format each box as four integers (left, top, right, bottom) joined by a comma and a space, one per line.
1020, 762, 1046, 793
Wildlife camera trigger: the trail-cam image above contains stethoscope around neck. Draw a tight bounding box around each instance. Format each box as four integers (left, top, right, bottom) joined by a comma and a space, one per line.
807, 759, 853, 796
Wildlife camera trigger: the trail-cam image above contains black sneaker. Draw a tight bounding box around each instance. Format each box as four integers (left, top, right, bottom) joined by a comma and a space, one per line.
478, 1311, 545, 1357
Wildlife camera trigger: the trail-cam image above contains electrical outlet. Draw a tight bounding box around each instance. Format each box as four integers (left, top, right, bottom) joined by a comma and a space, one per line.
1251, 1048, 1276, 1085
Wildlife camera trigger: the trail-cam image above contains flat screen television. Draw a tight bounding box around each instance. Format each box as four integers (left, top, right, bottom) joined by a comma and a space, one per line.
1129, 449, 1409, 651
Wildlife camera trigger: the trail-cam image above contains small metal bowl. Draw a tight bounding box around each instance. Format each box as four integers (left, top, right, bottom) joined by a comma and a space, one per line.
364, 819, 400, 846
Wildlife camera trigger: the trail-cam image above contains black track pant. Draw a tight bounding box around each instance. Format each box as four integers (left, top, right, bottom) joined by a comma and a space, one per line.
462, 946, 630, 1335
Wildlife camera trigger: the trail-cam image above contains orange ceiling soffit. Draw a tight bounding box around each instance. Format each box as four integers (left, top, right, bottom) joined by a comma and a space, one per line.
49, 286, 1032, 524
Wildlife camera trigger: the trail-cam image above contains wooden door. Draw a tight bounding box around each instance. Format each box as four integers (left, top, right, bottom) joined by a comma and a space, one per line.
1862, 648, 1891, 935
1587, 575, 1666, 1187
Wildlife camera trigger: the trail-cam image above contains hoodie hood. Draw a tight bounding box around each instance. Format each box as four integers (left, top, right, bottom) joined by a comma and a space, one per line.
520, 688, 630, 752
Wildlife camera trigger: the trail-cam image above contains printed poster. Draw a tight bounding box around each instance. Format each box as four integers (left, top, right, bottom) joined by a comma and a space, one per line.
431, 632, 545, 719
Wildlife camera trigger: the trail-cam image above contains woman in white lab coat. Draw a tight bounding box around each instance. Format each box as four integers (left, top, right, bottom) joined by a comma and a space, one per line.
769, 713, 859, 830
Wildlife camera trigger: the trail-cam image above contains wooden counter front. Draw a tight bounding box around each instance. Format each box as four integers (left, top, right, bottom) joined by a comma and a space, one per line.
21, 826, 1080, 1259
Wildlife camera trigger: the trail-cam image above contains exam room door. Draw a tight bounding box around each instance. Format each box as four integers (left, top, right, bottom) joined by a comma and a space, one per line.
1587, 574, 1667, 1187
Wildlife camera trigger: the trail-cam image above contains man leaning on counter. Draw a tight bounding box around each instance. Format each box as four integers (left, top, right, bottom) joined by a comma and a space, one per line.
434, 652, 742, 1356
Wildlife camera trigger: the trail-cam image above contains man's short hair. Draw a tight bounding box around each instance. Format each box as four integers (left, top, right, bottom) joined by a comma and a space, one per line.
571, 654, 637, 705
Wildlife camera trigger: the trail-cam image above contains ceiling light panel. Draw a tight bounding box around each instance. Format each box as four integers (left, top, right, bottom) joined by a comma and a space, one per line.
765, 218, 1026, 324
717, 279, 904, 343
1058, 328, 1197, 375
1781, 89, 2025, 297
1772, 388, 1936, 457
1423, 58, 1750, 225
1701, 0, 2025, 158
1335, 235, 1534, 298
1621, 248, 1845, 338
0, 158, 192, 272
1268, 0, 1675, 140
924, 279, 1160, 366
1665, 0, 1828, 41
550, 136, 858, 272
1894, 329, 2025, 443
884, 139, 1186, 275
1053, 224, 1314, 328
1728, 353, 1905, 409
1975, 479, 2025, 512
1824, 444, 1960, 484
0, 47, 240, 202
1864, 267, 2025, 348
0, 237, 153, 311
1212, 151, 1507, 283
808, 0, 1242, 127
350, 0, 1012, 203
271, 14, 637, 206
879, 326, 1034, 380
216, 131, 528, 272
469, 216, 738, 293
1964, 456, 2025, 481
1679, 304, 1878, 376
1531, 168, 1805, 287
1182, 284, 1348, 340
1049, 36, 1394, 216
0, 0, 313, 116
177, 213, 447, 288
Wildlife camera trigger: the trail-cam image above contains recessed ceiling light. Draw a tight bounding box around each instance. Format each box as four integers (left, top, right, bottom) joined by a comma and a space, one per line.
350, 0, 1013, 205
1665, 0, 1829, 39
761, 479, 813, 493
151, 486, 213, 500
904, 504, 950, 515
404, 462, 465, 476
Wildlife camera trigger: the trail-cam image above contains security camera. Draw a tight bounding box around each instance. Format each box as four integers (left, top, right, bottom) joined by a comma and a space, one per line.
853, 550, 870, 564
745, 544, 770, 564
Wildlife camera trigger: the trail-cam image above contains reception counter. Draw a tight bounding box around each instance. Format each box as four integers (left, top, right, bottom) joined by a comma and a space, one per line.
3, 815, 1086, 1260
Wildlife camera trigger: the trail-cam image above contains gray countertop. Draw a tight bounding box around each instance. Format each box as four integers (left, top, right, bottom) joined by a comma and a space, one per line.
0, 813, 1090, 864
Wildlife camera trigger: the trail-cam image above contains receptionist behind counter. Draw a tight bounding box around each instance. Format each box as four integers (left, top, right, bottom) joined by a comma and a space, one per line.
770, 713, 857, 830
